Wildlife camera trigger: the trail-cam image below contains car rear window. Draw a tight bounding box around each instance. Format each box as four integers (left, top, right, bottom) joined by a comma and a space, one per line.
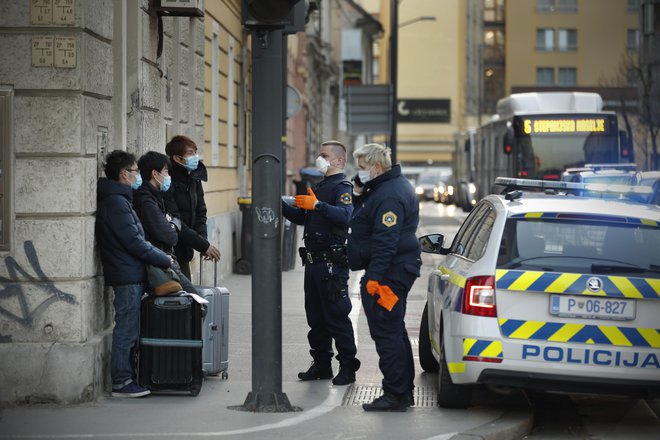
497, 218, 660, 276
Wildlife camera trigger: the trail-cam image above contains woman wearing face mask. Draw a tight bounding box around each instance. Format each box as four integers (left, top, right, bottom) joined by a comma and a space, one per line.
133, 151, 197, 294
164, 135, 221, 280
348, 143, 422, 412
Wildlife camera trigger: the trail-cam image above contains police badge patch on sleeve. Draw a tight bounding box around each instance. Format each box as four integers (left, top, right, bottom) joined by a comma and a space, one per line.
382, 211, 397, 227
340, 192, 353, 204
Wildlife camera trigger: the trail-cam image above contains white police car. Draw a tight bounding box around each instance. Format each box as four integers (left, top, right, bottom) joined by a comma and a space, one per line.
418, 178, 660, 408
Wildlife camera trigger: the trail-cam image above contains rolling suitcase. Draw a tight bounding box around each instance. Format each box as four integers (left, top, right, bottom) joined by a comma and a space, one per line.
197, 262, 229, 379
138, 294, 204, 396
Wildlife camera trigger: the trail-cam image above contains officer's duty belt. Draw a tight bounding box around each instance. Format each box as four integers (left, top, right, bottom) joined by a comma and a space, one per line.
298, 247, 347, 265
299, 248, 332, 264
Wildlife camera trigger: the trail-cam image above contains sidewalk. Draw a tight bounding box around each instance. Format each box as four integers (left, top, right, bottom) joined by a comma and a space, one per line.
0, 243, 532, 440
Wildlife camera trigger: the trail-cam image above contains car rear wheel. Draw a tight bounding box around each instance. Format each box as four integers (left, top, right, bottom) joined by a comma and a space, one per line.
419, 303, 439, 372
437, 332, 472, 409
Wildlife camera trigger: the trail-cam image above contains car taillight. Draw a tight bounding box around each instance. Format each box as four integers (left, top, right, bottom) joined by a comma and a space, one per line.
462, 276, 497, 317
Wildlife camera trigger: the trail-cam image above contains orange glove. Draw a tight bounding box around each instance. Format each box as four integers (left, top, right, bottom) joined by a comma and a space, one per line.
294, 188, 319, 210
366, 280, 399, 312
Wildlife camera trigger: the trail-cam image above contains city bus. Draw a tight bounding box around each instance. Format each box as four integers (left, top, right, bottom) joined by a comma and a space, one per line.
474, 92, 632, 200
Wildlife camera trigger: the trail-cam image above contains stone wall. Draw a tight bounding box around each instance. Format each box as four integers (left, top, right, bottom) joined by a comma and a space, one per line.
0, 0, 206, 405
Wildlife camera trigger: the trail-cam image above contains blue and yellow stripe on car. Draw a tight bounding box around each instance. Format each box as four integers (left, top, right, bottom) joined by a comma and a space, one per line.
510, 212, 660, 227
463, 338, 503, 359
499, 318, 660, 348
496, 269, 660, 300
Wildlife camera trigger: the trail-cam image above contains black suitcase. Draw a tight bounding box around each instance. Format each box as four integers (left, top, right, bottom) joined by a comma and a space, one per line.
138, 295, 204, 396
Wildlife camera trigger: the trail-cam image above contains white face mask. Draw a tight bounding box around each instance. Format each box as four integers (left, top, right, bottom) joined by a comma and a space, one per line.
358, 169, 373, 184
315, 156, 330, 174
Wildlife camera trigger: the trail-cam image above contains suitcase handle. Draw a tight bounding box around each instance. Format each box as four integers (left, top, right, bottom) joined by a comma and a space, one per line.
199, 259, 218, 286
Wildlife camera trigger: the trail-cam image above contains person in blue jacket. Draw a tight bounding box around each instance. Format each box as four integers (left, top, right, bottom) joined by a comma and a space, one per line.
282, 140, 360, 385
96, 150, 173, 398
348, 143, 422, 411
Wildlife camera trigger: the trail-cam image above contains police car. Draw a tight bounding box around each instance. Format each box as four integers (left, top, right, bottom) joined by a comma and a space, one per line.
418, 178, 660, 408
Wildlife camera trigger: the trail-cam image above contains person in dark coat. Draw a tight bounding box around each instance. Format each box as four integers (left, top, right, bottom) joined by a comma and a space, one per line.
348, 143, 422, 411
164, 135, 220, 280
282, 140, 360, 385
96, 150, 173, 398
133, 151, 197, 294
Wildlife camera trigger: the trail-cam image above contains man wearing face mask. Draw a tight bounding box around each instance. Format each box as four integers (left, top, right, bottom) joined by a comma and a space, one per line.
164, 135, 221, 280
282, 140, 360, 386
133, 151, 197, 294
96, 150, 173, 398
348, 143, 421, 412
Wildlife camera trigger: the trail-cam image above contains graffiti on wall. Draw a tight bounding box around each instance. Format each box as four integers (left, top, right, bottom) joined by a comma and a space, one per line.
0, 241, 77, 340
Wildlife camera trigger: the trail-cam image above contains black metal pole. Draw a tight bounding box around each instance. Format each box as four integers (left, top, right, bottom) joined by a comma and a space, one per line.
241, 28, 296, 412
389, 0, 398, 165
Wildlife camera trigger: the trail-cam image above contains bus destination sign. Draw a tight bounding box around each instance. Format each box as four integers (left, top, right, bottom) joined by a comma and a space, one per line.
523, 118, 608, 135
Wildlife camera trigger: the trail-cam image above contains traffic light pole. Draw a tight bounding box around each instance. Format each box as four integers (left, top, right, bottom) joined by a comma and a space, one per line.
241, 28, 297, 412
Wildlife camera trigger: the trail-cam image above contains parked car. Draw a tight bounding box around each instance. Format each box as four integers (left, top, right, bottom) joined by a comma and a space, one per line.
418, 177, 660, 408
416, 172, 444, 201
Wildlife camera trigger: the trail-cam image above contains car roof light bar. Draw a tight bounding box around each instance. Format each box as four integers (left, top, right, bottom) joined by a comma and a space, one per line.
494, 177, 653, 196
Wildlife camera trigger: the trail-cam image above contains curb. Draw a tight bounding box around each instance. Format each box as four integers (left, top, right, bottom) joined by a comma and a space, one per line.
449, 408, 534, 440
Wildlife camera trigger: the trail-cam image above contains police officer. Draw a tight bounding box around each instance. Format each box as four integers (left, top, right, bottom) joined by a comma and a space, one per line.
348, 143, 421, 411
282, 140, 360, 385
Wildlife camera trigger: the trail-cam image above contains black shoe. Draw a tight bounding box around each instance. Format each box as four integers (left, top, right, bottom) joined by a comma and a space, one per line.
407, 388, 415, 407
362, 392, 408, 412
298, 362, 333, 381
332, 358, 361, 385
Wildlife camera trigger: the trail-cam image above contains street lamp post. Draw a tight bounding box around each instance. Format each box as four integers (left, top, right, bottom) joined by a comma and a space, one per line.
389, 3, 436, 165
389, 0, 398, 164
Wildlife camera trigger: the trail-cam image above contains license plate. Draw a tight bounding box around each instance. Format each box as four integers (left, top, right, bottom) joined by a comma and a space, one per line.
549, 295, 635, 321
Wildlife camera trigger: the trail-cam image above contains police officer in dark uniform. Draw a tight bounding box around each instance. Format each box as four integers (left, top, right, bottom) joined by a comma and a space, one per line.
348, 143, 421, 411
282, 140, 360, 385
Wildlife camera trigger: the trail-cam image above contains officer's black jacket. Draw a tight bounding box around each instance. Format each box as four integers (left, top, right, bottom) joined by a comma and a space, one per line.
133, 181, 178, 254
95, 178, 171, 286
164, 161, 210, 261
282, 173, 353, 251
347, 164, 421, 282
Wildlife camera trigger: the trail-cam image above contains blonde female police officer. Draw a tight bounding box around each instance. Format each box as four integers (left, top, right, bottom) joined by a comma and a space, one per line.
348, 143, 422, 412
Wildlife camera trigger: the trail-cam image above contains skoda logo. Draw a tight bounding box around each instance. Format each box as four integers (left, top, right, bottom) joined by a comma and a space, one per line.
586, 277, 603, 293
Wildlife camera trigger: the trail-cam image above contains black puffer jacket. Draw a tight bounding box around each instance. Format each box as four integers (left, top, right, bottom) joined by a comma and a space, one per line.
133, 182, 179, 254
95, 178, 171, 286
164, 161, 210, 262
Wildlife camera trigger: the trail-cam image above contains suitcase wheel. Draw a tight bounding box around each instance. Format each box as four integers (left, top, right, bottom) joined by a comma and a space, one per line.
191, 386, 201, 396
222, 371, 228, 380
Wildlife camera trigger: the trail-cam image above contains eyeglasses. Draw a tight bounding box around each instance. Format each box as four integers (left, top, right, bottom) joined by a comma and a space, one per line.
126, 168, 139, 174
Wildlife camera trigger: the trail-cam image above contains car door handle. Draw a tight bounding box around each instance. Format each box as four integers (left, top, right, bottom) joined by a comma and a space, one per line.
440, 274, 450, 281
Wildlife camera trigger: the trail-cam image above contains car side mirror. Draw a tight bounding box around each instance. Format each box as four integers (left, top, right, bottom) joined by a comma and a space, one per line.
419, 233, 449, 255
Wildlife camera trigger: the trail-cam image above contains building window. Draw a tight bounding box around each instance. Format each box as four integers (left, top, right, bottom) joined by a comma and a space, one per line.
537, 67, 555, 85
536, 0, 555, 12
484, 0, 505, 22
558, 29, 577, 51
558, 0, 577, 12
0, 88, 12, 251
627, 29, 640, 50
558, 67, 577, 85
628, 0, 639, 12
536, 28, 555, 51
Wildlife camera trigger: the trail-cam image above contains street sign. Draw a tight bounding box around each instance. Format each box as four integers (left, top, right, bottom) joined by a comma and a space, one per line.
397, 99, 451, 123
345, 85, 392, 135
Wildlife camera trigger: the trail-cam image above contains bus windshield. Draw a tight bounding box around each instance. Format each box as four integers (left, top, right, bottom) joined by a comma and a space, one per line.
513, 114, 620, 180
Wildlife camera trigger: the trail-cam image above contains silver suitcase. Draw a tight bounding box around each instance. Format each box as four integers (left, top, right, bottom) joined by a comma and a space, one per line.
197, 263, 229, 379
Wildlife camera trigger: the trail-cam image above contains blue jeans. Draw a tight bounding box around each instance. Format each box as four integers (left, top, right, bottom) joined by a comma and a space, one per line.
111, 283, 144, 389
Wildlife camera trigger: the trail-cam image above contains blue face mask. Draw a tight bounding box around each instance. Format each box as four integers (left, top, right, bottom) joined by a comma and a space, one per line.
131, 173, 142, 190
184, 154, 199, 171
159, 175, 171, 192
